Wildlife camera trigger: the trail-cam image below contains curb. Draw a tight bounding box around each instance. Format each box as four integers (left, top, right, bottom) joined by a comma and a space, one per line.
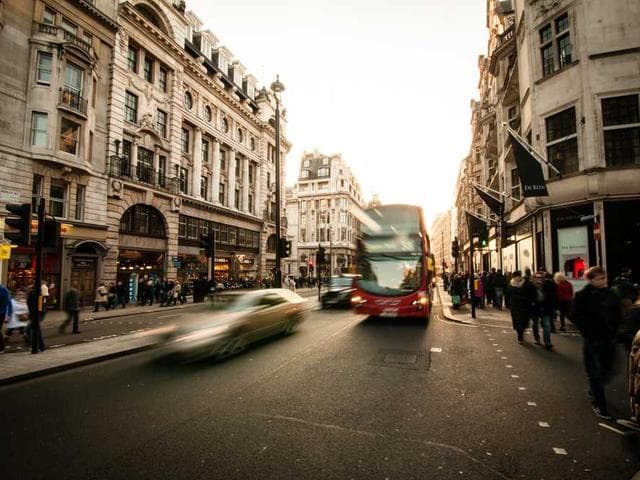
77, 302, 204, 324
0, 343, 156, 387
440, 305, 478, 326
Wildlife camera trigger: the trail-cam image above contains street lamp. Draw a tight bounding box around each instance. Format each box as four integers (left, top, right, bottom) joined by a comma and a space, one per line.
271, 75, 285, 287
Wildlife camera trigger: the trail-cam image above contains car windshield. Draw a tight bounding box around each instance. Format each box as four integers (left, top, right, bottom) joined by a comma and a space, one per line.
357, 253, 423, 296
330, 277, 353, 288
225, 294, 261, 312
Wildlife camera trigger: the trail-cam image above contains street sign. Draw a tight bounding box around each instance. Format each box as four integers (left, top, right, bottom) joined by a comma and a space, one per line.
0, 189, 20, 204
0, 244, 11, 259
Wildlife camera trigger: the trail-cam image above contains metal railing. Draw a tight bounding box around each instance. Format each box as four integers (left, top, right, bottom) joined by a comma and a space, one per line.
34, 23, 95, 57
59, 88, 88, 115
62, 30, 94, 56
108, 156, 171, 191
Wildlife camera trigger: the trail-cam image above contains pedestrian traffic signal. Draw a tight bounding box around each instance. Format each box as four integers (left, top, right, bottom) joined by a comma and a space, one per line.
199, 232, 214, 258
4, 203, 32, 246
451, 238, 459, 258
478, 227, 489, 248
43, 218, 61, 249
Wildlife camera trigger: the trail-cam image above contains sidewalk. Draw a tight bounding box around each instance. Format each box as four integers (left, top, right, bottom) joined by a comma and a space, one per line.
0, 287, 319, 386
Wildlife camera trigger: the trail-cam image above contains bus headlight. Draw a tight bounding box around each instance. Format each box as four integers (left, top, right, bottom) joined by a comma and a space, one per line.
413, 291, 429, 309
351, 295, 366, 304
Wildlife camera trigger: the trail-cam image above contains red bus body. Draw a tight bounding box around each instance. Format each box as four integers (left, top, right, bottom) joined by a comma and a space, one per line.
351, 204, 434, 320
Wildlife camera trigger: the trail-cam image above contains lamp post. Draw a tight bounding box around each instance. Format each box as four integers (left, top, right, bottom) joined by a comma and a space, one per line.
329, 225, 333, 276
270, 75, 285, 288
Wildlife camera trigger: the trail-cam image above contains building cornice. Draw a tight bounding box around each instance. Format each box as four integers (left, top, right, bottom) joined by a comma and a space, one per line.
182, 197, 263, 226
72, 0, 119, 31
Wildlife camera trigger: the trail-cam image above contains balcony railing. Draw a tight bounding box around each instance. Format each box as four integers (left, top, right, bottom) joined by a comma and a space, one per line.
108, 156, 171, 191
34, 23, 95, 57
62, 30, 94, 56
38, 22, 58, 35
59, 88, 88, 115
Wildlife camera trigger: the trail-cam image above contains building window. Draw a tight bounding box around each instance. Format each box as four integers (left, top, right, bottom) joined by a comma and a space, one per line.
234, 188, 240, 209
64, 62, 83, 96
545, 106, 579, 175
158, 67, 168, 92
322, 157, 329, 165
204, 105, 212, 122
158, 155, 167, 187
219, 182, 225, 204
178, 167, 189, 194
318, 167, 329, 177
124, 91, 138, 123
156, 110, 167, 138
43, 7, 56, 25
237, 128, 243, 143
510, 168, 521, 200
82, 32, 92, 47
221, 117, 229, 133
267, 172, 271, 191
200, 176, 208, 200
31, 112, 48, 147
303, 159, 310, 167
181, 127, 190, 153
75, 184, 85, 221
300, 170, 309, 179
49, 179, 68, 218
36, 52, 52, 84
59, 118, 80, 155
602, 94, 640, 167
539, 12, 572, 77
248, 163, 254, 185
220, 148, 226, 172
184, 91, 193, 110
178, 215, 187, 237
61, 17, 77, 37
235, 159, 241, 178
201, 139, 209, 164
127, 44, 138, 72
120, 205, 165, 238
143, 55, 153, 82
250, 137, 256, 151
248, 193, 253, 214
32, 175, 43, 212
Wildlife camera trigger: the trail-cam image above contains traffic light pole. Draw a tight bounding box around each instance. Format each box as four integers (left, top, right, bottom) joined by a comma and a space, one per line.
32, 198, 45, 354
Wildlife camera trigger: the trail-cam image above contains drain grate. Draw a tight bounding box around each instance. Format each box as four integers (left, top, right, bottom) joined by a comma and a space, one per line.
371, 349, 430, 370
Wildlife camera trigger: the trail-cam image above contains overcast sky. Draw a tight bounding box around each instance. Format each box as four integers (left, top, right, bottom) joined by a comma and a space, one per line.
189, 0, 488, 225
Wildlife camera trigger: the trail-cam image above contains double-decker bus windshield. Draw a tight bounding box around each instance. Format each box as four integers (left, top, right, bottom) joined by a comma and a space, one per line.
358, 252, 423, 296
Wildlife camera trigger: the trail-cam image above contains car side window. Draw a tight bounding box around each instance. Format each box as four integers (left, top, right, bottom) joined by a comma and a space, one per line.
259, 294, 285, 307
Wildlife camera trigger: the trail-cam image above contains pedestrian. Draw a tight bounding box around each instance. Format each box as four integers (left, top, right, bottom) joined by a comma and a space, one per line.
0, 282, 12, 352
508, 270, 536, 345
611, 267, 638, 321
40, 280, 49, 321
554, 272, 573, 332
571, 266, 621, 420
6, 289, 28, 337
486, 270, 495, 307
504, 272, 512, 309
60, 285, 81, 334
180, 280, 188, 304
493, 270, 507, 310
116, 280, 128, 308
145, 277, 154, 306
533, 272, 557, 350
25, 284, 45, 351
171, 280, 180, 306
107, 282, 116, 310
288, 276, 296, 292
94, 282, 109, 312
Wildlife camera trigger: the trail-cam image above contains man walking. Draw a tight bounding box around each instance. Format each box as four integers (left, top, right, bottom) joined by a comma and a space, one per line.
0, 282, 12, 352
60, 285, 81, 334
508, 270, 536, 345
571, 266, 621, 420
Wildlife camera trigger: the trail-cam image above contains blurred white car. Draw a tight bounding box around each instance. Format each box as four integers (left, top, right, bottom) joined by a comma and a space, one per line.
160, 289, 308, 362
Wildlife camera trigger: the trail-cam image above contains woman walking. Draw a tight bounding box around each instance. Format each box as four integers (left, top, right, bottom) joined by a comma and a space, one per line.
508, 270, 536, 344
554, 272, 573, 332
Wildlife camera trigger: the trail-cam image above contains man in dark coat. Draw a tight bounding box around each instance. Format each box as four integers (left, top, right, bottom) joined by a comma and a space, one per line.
571, 266, 621, 420
493, 270, 507, 310
59, 286, 81, 334
508, 270, 536, 344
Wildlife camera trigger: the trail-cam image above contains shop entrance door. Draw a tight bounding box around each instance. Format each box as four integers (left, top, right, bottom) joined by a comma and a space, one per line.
71, 258, 97, 307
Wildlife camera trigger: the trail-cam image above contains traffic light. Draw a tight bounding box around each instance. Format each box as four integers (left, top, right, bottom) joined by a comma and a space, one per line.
4, 203, 32, 246
478, 227, 489, 248
317, 246, 326, 265
43, 218, 61, 249
278, 238, 292, 258
451, 238, 459, 258
199, 232, 214, 258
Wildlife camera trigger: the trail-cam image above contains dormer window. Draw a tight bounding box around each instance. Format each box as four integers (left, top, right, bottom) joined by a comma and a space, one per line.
184, 91, 193, 110
318, 167, 329, 177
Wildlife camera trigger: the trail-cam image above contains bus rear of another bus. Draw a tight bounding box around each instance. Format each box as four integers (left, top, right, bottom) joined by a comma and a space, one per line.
351, 204, 433, 321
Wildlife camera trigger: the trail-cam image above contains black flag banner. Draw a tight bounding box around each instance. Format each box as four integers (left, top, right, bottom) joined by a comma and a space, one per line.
509, 130, 549, 197
473, 185, 503, 216
466, 210, 488, 236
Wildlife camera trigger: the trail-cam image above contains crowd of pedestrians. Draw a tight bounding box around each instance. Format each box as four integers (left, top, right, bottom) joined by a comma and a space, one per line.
444, 266, 640, 421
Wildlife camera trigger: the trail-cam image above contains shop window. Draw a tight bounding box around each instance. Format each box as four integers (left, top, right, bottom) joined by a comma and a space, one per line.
49, 179, 68, 218
120, 204, 166, 238
229, 226, 237, 246
219, 224, 229, 244
602, 94, 640, 167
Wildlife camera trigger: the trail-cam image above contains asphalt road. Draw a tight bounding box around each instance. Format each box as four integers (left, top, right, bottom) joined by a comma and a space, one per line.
1, 298, 638, 479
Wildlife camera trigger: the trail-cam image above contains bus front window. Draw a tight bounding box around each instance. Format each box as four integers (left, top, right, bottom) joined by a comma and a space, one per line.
357, 254, 423, 296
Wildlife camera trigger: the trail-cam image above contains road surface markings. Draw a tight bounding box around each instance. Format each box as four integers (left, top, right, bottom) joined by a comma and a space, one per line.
496, 349, 503, 352
527, 402, 537, 406
538, 422, 550, 428
489, 338, 495, 341
492, 343, 499, 346
553, 448, 568, 455
518, 387, 527, 391
506, 365, 513, 368
598, 423, 633, 436
158, 314, 179, 319
500, 356, 507, 360
511, 374, 519, 378
49, 344, 66, 349
430, 347, 442, 353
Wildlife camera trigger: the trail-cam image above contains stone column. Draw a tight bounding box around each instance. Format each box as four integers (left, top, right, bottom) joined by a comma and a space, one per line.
242, 158, 250, 213
212, 139, 221, 204
254, 163, 262, 217
228, 149, 236, 208
192, 127, 202, 198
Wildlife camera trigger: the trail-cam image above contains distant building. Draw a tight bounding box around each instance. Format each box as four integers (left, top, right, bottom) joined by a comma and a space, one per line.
430, 211, 453, 275
285, 151, 364, 279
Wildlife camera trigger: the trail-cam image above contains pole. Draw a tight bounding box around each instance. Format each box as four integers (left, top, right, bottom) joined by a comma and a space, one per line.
329, 229, 333, 276
317, 243, 321, 301
498, 212, 504, 272
31, 198, 44, 354
441, 230, 445, 275
468, 224, 476, 320
274, 95, 282, 288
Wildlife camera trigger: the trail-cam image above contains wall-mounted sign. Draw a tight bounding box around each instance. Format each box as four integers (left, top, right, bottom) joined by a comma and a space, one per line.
72, 257, 95, 268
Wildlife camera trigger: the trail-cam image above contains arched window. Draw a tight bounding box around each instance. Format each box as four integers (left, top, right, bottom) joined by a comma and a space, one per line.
120, 204, 166, 238
134, 4, 169, 35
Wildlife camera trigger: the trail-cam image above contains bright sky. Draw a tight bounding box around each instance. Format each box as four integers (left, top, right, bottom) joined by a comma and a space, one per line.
189, 0, 488, 225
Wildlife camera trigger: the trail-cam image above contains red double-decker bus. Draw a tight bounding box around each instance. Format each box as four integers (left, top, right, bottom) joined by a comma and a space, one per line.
351, 204, 434, 322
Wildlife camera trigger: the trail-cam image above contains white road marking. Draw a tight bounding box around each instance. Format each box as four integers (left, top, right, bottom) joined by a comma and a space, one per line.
598, 423, 633, 436
496, 349, 503, 352
527, 402, 537, 406
501, 356, 507, 359
511, 375, 519, 378
50, 344, 66, 348
506, 365, 513, 368
492, 343, 499, 346
430, 347, 442, 353
518, 387, 527, 391
158, 314, 179, 319
553, 448, 568, 455
538, 422, 550, 428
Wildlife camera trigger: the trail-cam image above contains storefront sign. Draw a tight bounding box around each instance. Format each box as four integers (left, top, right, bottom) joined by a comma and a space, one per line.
214, 257, 229, 263
0, 244, 11, 260
558, 226, 589, 280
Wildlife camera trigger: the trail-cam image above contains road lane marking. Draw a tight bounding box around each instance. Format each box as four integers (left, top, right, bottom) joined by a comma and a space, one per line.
527, 402, 537, 406
598, 423, 633, 436
553, 448, 568, 455
538, 422, 550, 428
492, 343, 499, 346
158, 314, 179, 319
518, 387, 527, 390
430, 347, 442, 353
501, 356, 507, 359
50, 344, 66, 348
506, 365, 513, 368
511, 375, 519, 378
496, 349, 503, 352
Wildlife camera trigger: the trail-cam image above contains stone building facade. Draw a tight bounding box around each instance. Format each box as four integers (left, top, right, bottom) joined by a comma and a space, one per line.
285, 151, 364, 280
429, 210, 453, 275
0, 0, 288, 306
455, 0, 640, 286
